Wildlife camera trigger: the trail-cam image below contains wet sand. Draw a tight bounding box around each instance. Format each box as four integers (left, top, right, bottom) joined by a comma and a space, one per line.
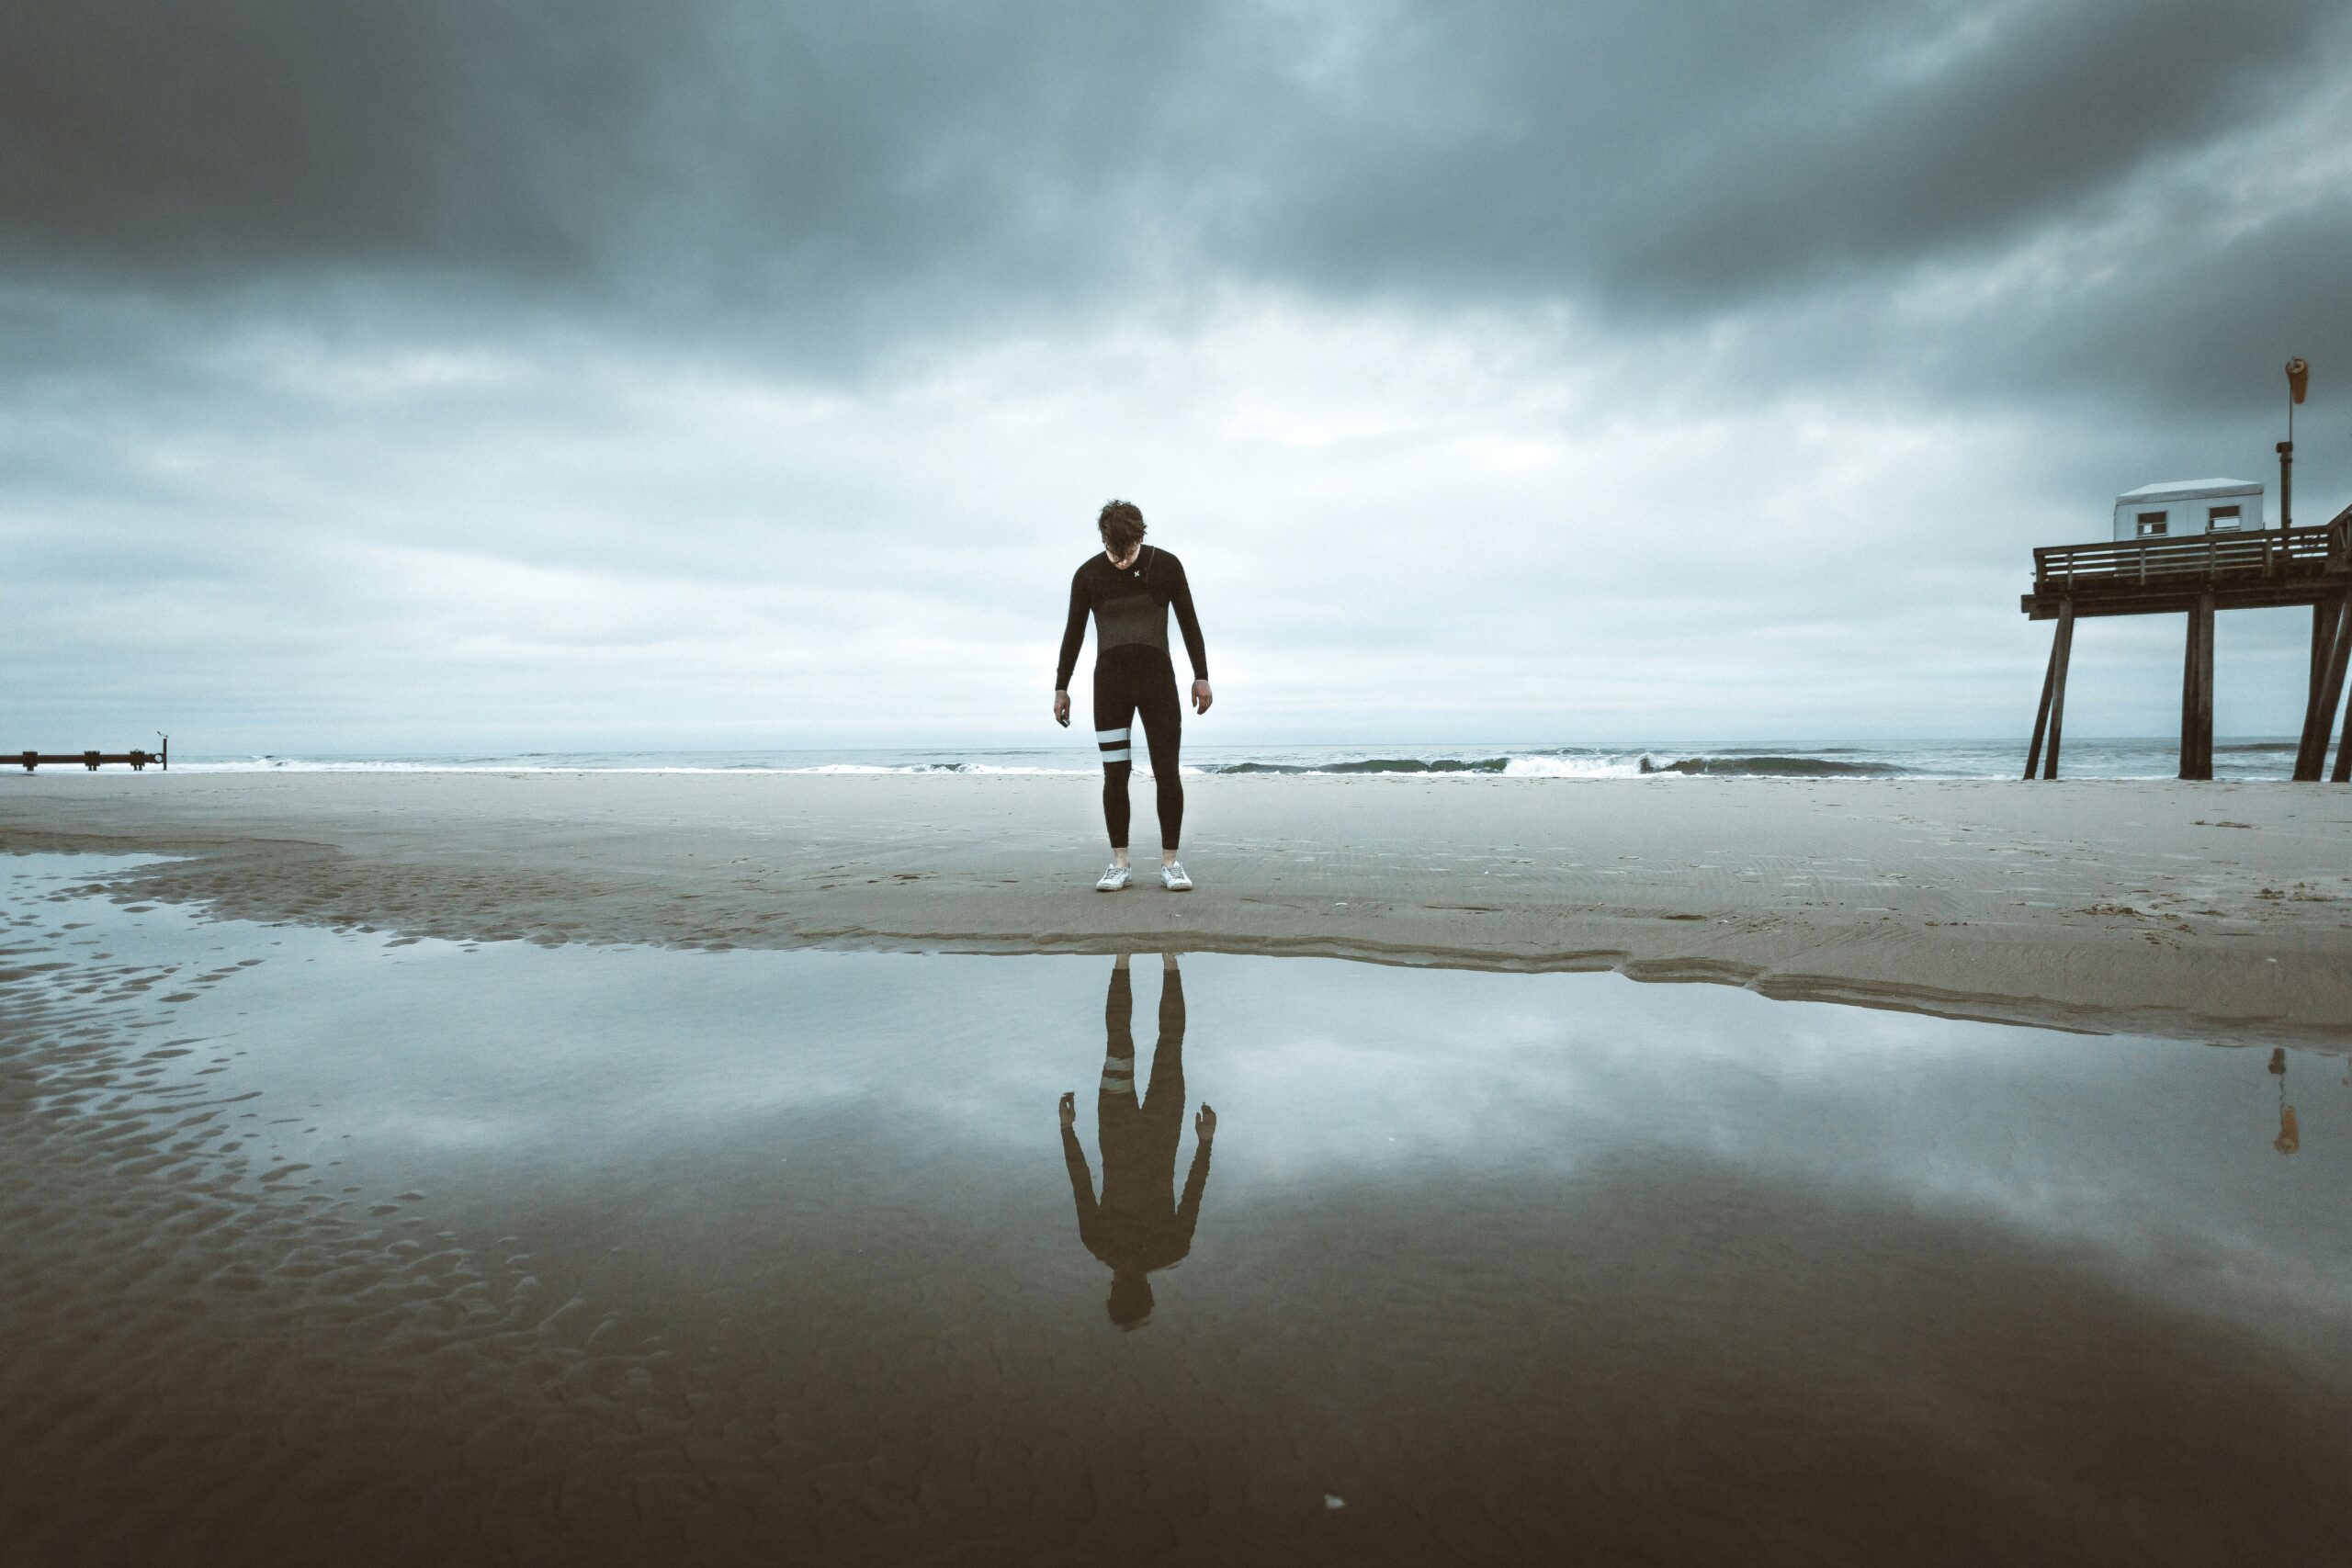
5, 770, 2350, 1044
7, 860, 2352, 1564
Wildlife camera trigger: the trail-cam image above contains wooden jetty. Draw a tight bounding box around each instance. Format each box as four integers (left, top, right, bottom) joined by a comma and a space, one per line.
2021, 509, 2352, 780
14, 736, 168, 773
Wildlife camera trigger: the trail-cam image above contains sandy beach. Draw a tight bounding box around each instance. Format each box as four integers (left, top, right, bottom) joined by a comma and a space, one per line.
6, 771, 2347, 1044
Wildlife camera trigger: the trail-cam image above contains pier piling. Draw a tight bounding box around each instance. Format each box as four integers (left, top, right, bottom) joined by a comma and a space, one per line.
2041, 601, 2075, 780
2302, 595, 2352, 781
2179, 592, 2216, 780
2023, 625, 2060, 779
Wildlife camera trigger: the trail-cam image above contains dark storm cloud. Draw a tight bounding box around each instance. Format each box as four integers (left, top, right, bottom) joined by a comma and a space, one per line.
1, 0, 1202, 357
6, 0, 2342, 392
1964, 200, 2352, 425
1234, 0, 2338, 304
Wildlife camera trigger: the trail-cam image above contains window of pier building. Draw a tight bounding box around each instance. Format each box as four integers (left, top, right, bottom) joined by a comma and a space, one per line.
2207, 504, 2242, 531
2136, 511, 2169, 537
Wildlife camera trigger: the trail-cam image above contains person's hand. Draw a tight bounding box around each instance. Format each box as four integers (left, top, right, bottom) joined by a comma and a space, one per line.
1195, 1103, 1216, 1140
1192, 680, 1213, 716
1054, 690, 1071, 728
1059, 1091, 1077, 1128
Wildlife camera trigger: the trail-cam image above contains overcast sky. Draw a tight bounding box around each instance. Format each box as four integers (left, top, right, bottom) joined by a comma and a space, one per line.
5, 0, 2348, 753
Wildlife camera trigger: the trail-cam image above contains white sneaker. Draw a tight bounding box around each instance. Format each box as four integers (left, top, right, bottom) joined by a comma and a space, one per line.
1096, 863, 1133, 892
1160, 861, 1193, 892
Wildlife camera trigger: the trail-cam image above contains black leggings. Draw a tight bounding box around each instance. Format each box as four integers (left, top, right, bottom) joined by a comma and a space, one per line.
1092, 649, 1183, 851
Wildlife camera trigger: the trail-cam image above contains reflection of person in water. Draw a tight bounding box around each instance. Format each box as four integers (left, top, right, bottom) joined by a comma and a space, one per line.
2270, 1047, 2300, 1155
1059, 953, 1216, 1329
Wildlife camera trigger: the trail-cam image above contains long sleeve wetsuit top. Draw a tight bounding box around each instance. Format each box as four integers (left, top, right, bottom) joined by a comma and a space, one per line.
1056, 547, 1209, 693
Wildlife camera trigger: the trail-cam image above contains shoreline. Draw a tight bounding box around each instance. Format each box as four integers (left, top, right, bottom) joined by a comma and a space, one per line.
6, 771, 2350, 1046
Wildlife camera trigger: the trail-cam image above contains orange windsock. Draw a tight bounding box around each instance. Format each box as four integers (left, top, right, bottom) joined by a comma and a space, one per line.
2287, 357, 2310, 404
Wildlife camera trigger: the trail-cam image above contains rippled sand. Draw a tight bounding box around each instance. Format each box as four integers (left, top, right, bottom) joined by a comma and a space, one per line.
6, 855, 2352, 1563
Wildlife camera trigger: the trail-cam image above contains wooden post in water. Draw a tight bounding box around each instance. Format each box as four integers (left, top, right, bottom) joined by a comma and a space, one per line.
2179, 592, 2215, 780
2041, 599, 2075, 780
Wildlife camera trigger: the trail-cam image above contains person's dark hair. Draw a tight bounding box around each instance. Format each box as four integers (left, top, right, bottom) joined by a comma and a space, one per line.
1098, 500, 1146, 557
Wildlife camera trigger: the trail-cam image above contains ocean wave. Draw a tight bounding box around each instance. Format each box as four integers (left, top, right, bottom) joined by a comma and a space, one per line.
175, 758, 557, 773
152, 739, 2301, 781
794, 762, 1091, 775
1215, 757, 1514, 775
1498, 755, 1649, 778
170, 751, 1886, 780
1216, 752, 1903, 778
1637, 754, 1906, 777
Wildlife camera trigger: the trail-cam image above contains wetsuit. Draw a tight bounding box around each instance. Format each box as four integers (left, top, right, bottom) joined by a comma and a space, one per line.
1062, 965, 1212, 1297
1056, 547, 1208, 851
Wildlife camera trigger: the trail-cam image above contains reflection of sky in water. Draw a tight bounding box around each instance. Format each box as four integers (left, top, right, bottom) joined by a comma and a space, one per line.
11, 853, 2352, 1337
16, 852, 2352, 1562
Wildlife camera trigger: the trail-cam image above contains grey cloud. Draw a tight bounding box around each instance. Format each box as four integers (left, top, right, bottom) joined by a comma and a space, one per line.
1207, 0, 2349, 424
1997, 199, 2352, 421
6, 0, 2350, 755
2, 2, 454, 267
1307, 0, 2338, 309
2, 0, 1197, 357
6, 2, 2341, 374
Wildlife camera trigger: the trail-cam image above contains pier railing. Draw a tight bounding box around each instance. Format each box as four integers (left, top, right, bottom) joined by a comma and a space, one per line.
2031, 523, 2343, 593
2024, 517, 2349, 622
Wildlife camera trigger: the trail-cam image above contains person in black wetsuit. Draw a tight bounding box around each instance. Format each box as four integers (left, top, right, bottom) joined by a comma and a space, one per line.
1054, 500, 1212, 891
1058, 953, 1216, 1329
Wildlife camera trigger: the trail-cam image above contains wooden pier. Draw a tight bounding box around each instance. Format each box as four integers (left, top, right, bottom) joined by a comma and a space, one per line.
14, 737, 168, 773
2021, 510, 2352, 780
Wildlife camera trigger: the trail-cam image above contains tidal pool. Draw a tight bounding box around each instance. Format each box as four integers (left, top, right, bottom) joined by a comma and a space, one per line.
4, 853, 2349, 1565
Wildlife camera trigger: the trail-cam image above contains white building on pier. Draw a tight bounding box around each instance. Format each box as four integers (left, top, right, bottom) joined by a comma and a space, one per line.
2112, 479, 2265, 541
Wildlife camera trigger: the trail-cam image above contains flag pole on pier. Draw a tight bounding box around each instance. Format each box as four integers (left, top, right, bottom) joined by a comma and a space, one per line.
2280, 356, 2307, 530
